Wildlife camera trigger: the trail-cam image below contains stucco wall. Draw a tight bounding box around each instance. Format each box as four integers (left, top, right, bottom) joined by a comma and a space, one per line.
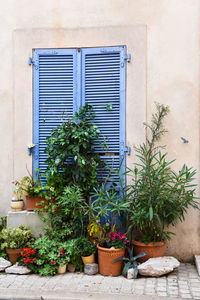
0, 0, 199, 261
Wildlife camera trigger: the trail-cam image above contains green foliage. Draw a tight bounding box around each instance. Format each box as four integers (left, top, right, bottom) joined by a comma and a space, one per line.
64, 238, 84, 271
0, 217, 7, 232
112, 246, 147, 278
0, 225, 35, 249
25, 237, 70, 276
44, 103, 104, 198
0, 217, 8, 259
87, 184, 126, 243
44, 186, 88, 241
13, 169, 49, 198
73, 237, 96, 257
127, 103, 200, 243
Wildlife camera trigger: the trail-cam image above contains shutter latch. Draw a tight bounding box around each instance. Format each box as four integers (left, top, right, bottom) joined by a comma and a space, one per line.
124, 54, 131, 63
124, 146, 131, 155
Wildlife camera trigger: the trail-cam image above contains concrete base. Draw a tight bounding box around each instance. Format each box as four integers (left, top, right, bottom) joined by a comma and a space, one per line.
7, 211, 47, 238
194, 255, 200, 276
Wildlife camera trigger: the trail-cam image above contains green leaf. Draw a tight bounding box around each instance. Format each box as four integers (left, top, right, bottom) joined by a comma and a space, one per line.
149, 206, 153, 221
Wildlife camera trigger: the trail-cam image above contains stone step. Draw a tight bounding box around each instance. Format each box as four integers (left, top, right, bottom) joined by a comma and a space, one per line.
7, 211, 47, 238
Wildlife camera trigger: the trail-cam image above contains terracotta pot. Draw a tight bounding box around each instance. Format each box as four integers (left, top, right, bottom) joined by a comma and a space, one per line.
132, 240, 166, 263
26, 195, 46, 211
97, 244, 125, 276
11, 199, 24, 211
81, 253, 95, 265
57, 264, 67, 274
6, 248, 23, 264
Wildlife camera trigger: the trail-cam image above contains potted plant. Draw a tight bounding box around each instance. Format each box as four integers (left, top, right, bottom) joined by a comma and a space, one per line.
0, 225, 35, 263
74, 237, 96, 265
97, 231, 129, 276
15, 169, 50, 211
112, 246, 147, 278
126, 103, 200, 262
11, 180, 24, 211
20, 237, 70, 276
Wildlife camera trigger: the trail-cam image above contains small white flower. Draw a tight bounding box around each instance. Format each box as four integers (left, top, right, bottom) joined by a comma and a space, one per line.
27, 144, 35, 149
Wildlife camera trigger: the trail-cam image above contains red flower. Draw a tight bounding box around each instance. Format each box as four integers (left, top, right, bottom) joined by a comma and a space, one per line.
51, 260, 56, 265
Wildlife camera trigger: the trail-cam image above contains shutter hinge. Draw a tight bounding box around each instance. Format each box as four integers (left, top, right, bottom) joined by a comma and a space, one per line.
124, 54, 131, 63
28, 57, 33, 65
28, 57, 38, 69
124, 146, 131, 155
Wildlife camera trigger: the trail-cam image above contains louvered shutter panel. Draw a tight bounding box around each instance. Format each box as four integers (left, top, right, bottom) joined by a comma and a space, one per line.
33, 49, 77, 176
81, 46, 126, 185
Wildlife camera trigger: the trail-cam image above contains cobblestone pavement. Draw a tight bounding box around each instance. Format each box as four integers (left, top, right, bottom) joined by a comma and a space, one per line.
0, 263, 199, 299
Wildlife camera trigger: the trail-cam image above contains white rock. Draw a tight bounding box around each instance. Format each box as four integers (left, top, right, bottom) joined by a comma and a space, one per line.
5, 263, 31, 274
0, 257, 12, 271
127, 268, 134, 279
194, 255, 200, 276
138, 256, 180, 277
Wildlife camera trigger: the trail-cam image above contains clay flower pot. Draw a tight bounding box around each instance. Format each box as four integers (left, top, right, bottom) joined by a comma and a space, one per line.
11, 199, 24, 211
97, 244, 125, 276
81, 253, 95, 265
57, 264, 67, 274
25, 195, 45, 211
132, 240, 166, 263
6, 248, 23, 264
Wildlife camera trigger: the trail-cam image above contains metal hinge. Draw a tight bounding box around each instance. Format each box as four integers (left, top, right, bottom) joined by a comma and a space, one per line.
124, 146, 131, 155
28, 57, 34, 65
28, 57, 38, 69
124, 54, 131, 62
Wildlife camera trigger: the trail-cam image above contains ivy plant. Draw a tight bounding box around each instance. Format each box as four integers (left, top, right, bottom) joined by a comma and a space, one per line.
45, 103, 105, 198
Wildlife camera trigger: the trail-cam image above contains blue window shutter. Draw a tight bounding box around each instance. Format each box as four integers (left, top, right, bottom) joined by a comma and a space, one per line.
33, 49, 77, 176
81, 46, 127, 185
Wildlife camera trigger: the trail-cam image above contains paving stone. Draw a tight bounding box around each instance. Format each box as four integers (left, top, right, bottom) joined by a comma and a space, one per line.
0, 262, 200, 299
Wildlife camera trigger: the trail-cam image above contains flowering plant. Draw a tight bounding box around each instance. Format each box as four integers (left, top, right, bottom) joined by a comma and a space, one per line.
51, 248, 69, 266
12, 180, 24, 200
104, 232, 129, 249
21, 247, 37, 266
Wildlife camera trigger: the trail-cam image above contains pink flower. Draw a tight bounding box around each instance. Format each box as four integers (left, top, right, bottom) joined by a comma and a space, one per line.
112, 237, 115, 240
122, 234, 126, 239
126, 240, 130, 243
114, 233, 118, 237
119, 236, 123, 239
108, 234, 111, 238
96, 220, 100, 223
12, 181, 15, 184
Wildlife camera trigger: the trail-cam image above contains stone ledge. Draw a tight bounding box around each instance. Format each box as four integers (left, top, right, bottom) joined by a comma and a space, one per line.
7, 210, 47, 238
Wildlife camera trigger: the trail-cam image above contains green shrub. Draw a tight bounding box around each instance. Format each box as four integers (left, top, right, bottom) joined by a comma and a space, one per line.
0, 225, 35, 249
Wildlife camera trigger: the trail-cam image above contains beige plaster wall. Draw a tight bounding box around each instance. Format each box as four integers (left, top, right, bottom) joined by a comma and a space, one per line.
0, 0, 199, 261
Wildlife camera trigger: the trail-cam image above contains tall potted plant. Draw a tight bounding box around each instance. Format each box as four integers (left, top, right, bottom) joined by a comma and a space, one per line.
127, 103, 199, 262
88, 184, 128, 276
